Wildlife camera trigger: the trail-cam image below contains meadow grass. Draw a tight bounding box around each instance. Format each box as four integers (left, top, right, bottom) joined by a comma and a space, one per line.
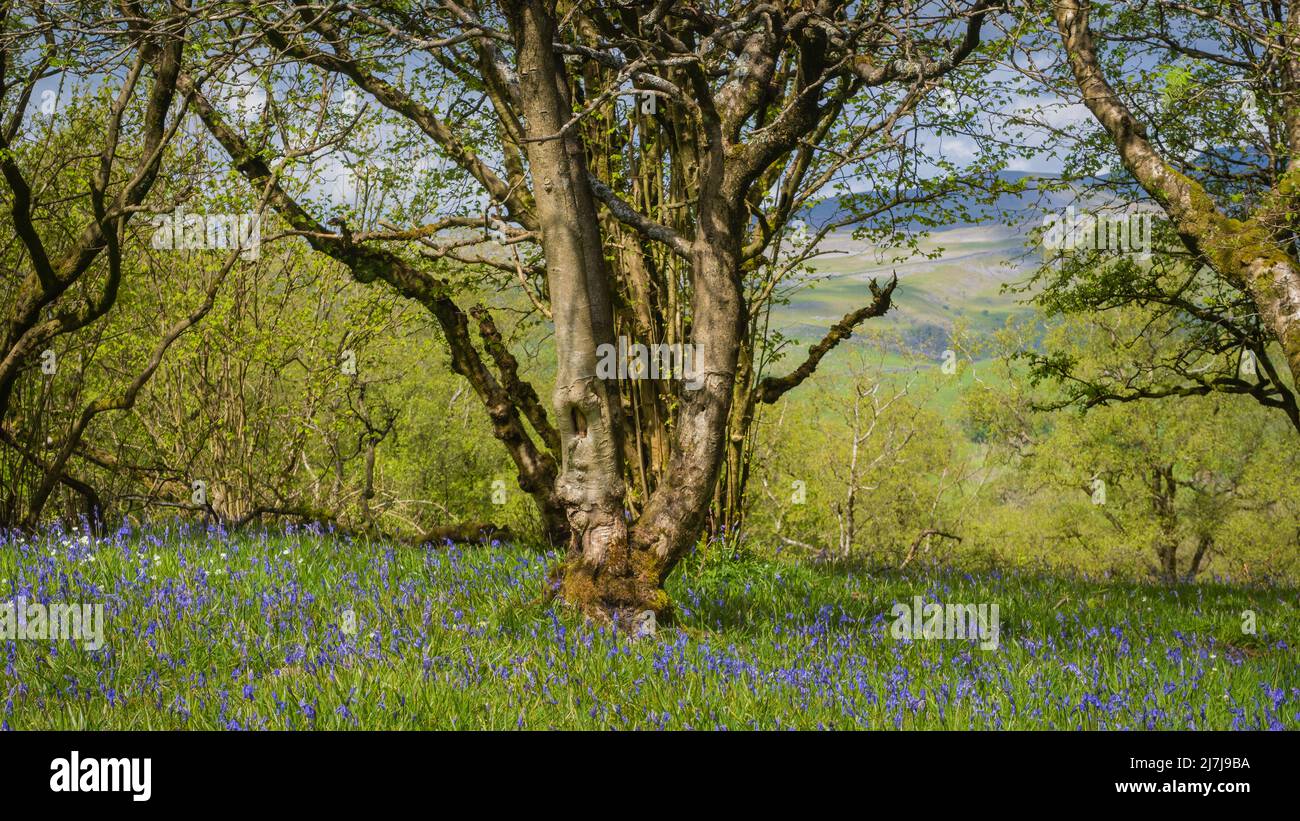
1, 525, 1295, 730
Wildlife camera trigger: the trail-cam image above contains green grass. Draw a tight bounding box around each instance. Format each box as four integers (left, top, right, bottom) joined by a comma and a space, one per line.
2, 529, 1296, 729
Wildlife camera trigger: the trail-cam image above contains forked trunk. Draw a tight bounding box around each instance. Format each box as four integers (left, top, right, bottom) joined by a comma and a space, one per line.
508, 3, 745, 626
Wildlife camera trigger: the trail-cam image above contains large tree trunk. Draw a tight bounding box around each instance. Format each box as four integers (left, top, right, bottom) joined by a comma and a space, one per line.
509, 3, 747, 622
508, 2, 647, 622
626, 199, 747, 602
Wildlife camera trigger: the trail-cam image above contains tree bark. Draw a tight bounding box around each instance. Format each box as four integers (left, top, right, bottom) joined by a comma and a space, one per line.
628, 197, 747, 591
507, 2, 650, 621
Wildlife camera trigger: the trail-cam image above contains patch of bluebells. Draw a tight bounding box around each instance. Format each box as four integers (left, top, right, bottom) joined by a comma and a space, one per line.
0, 521, 1296, 730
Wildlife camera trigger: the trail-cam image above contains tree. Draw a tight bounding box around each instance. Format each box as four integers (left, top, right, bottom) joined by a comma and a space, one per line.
966, 310, 1300, 582
750, 339, 979, 565
1047, 0, 1300, 406
0, 1, 200, 527
186, 0, 1014, 622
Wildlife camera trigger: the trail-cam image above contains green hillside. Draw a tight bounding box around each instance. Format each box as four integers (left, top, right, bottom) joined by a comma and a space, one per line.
775, 224, 1041, 353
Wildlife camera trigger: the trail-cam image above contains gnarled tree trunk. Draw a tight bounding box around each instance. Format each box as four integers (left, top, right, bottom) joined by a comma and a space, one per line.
508, 2, 645, 621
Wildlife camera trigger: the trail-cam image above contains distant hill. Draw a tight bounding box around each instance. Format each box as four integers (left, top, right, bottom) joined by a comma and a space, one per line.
772, 171, 1080, 357
796, 170, 1085, 232
774, 223, 1039, 357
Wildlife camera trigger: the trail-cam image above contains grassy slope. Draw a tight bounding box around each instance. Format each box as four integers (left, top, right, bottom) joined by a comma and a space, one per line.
774, 225, 1039, 346
3, 529, 1295, 730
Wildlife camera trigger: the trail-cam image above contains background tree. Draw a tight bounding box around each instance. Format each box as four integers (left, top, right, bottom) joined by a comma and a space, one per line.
965, 311, 1300, 581
748, 337, 980, 565
0, 1, 198, 527
1023, 0, 1300, 416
